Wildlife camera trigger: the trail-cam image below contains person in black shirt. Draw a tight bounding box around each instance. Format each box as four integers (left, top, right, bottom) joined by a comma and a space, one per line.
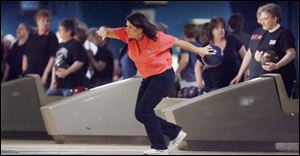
72, 19, 90, 88
195, 17, 247, 92
231, 3, 296, 96
258, 3, 296, 95
86, 28, 114, 87
22, 9, 58, 87
46, 19, 87, 96
6, 23, 32, 81
231, 5, 266, 84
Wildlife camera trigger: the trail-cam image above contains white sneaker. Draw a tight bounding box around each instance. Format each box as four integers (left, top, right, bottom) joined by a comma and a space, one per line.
143, 148, 169, 155
168, 130, 187, 152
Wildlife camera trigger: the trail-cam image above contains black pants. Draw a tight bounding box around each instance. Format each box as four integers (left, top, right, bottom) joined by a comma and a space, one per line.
135, 68, 181, 150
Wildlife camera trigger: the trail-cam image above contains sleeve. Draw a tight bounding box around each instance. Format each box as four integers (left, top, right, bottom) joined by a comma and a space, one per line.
114, 27, 129, 43
49, 32, 59, 57
157, 32, 176, 50
279, 29, 295, 53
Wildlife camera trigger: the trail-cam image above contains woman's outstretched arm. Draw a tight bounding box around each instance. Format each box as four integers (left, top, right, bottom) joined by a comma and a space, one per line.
174, 38, 213, 57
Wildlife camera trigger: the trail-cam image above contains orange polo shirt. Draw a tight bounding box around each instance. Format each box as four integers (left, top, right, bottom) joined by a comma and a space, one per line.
114, 27, 175, 78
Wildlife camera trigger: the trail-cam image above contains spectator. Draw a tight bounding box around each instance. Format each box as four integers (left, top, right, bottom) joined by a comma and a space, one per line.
46, 19, 88, 96
119, 44, 137, 79
228, 13, 250, 49
22, 9, 59, 88
231, 3, 297, 96
86, 27, 114, 87
176, 23, 200, 88
6, 23, 33, 81
195, 17, 247, 92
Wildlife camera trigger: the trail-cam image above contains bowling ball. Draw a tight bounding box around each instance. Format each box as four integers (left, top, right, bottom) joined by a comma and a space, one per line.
260, 50, 279, 65
186, 86, 199, 98
73, 86, 87, 94
177, 87, 189, 98
66, 89, 74, 96
202, 45, 223, 67
178, 87, 200, 98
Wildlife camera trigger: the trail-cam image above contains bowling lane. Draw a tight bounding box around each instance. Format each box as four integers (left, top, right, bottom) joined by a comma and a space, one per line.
1, 140, 298, 155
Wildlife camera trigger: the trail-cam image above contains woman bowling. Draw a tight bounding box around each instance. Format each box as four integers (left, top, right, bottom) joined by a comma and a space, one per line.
97, 12, 213, 155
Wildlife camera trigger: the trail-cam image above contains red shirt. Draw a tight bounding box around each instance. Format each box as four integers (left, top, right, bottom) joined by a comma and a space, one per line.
114, 27, 175, 78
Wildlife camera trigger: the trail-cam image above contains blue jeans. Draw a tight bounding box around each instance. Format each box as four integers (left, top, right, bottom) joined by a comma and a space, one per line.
46, 88, 71, 96
135, 68, 181, 150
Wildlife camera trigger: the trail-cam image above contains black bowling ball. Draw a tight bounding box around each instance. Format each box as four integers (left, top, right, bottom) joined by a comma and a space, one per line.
178, 86, 200, 98
186, 86, 199, 98
202, 45, 223, 67
177, 87, 189, 98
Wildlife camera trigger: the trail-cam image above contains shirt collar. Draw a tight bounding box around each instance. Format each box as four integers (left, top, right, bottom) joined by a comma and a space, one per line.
269, 24, 280, 33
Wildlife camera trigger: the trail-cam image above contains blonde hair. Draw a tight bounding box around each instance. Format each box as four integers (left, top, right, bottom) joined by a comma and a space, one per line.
34, 9, 52, 22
